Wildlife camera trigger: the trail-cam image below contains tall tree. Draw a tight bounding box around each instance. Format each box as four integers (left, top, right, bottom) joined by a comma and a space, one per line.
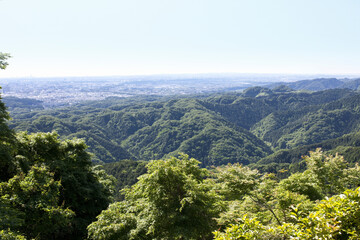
0, 56, 114, 239
0, 52, 16, 182
15, 132, 115, 239
0, 165, 74, 239
88, 154, 223, 240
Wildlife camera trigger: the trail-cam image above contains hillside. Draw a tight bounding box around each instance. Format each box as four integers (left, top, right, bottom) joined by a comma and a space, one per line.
9, 96, 274, 165
7, 87, 360, 168
254, 131, 360, 173
268, 77, 360, 91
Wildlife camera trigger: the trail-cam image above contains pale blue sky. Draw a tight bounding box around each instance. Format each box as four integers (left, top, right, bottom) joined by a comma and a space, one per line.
1, 0, 359, 77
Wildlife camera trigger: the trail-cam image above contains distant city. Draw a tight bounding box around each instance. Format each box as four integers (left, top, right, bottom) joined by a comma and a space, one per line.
0, 73, 357, 108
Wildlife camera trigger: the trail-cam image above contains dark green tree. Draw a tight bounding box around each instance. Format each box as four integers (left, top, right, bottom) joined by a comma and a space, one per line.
0, 53, 112, 239
0, 52, 17, 182
15, 131, 115, 239
0, 165, 74, 239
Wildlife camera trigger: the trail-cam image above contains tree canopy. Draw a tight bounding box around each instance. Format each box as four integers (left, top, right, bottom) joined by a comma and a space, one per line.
0, 131, 115, 239
88, 154, 224, 240
89, 150, 360, 240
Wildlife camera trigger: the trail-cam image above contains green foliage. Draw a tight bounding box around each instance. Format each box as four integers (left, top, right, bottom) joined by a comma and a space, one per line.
214, 163, 259, 201
0, 93, 17, 182
274, 189, 313, 223
9, 87, 360, 169
277, 187, 360, 239
102, 160, 147, 201
277, 149, 360, 201
215, 187, 360, 240
304, 149, 346, 195
250, 89, 359, 149
215, 150, 360, 239
293, 149, 360, 197
5, 70, 360, 239
88, 154, 224, 240
3, 137, 355, 240
0, 52, 11, 70
277, 209, 340, 239
278, 171, 322, 201
0, 55, 111, 239
256, 131, 360, 176
213, 215, 272, 240
0, 165, 74, 239
215, 169, 292, 228
14, 131, 114, 239
87, 201, 137, 240
0, 131, 114, 239
2, 97, 44, 115
315, 187, 360, 239
10, 97, 273, 166
243, 173, 282, 225
0, 198, 24, 231
0, 230, 27, 240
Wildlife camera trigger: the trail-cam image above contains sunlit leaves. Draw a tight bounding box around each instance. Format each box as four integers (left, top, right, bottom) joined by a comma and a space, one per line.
217, 187, 360, 240
215, 150, 360, 239
214, 215, 273, 240
89, 154, 224, 240
214, 163, 259, 201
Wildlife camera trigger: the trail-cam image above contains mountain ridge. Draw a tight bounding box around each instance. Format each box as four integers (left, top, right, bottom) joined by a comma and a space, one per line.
8, 87, 360, 167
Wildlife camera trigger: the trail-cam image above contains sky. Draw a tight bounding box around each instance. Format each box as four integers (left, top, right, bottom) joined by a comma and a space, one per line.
0, 0, 360, 78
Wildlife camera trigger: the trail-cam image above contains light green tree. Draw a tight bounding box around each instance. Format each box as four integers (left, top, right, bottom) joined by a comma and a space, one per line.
88, 154, 224, 240
214, 163, 260, 201
279, 149, 360, 199
215, 187, 360, 240
305, 149, 348, 195
277, 186, 360, 239
213, 215, 272, 240
214, 150, 360, 240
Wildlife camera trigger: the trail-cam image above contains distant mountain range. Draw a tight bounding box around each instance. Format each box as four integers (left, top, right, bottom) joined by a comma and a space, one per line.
267, 77, 360, 91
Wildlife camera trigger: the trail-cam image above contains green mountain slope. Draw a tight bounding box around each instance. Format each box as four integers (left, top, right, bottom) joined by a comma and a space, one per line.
102, 160, 147, 200
9, 97, 272, 165
254, 131, 360, 175
8, 88, 360, 167
267, 78, 360, 91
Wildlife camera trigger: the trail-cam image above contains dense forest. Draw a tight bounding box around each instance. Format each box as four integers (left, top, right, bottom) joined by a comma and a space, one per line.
2, 53, 360, 239
7, 85, 360, 170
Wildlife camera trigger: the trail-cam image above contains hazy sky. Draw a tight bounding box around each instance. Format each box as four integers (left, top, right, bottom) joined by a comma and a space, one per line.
1, 0, 359, 77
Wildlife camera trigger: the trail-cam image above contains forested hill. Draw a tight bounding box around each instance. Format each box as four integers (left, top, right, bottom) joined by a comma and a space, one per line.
7, 87, 360, 167
8, 95, 273, 165
267, 77, 360, 91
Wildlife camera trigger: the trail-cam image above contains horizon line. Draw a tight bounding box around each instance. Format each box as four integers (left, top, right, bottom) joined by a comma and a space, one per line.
1, 72, 360, 79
